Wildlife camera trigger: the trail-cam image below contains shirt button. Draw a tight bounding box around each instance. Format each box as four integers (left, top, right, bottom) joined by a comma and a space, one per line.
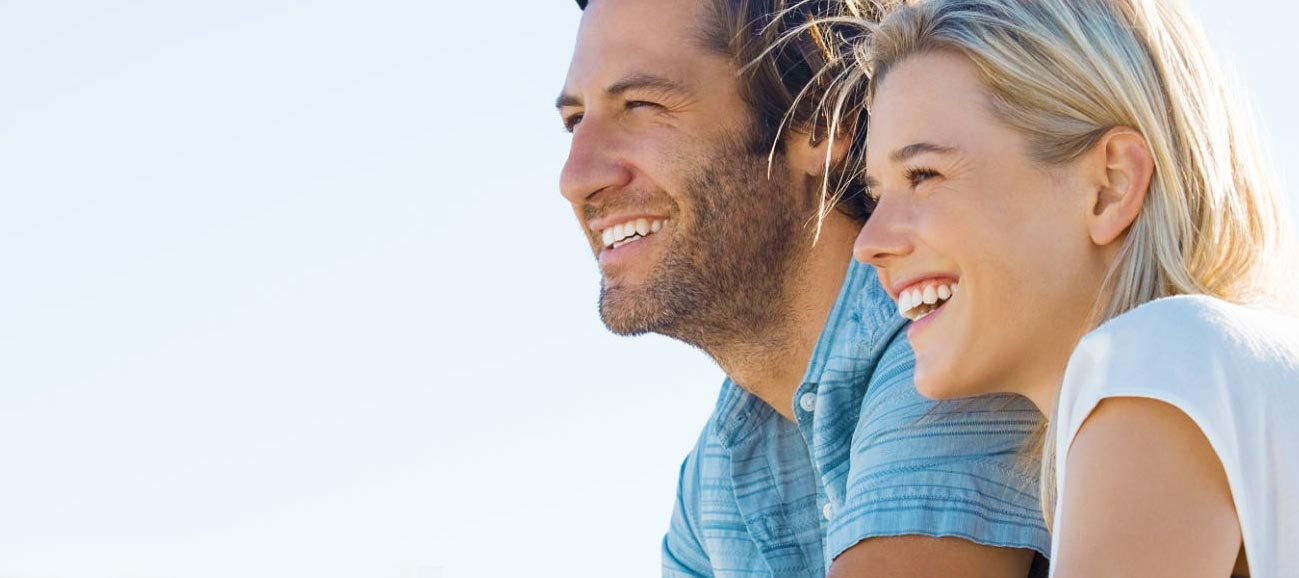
799, 393, 817, 412
822, 503, 833, 520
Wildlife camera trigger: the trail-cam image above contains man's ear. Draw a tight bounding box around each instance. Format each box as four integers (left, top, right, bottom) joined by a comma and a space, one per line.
1084, 127, 1154, 247
784, 125, 852, 178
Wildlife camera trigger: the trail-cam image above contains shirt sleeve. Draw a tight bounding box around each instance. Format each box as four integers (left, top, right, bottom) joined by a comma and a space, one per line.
827, 328, 1052, 560
662, 442, 713, 577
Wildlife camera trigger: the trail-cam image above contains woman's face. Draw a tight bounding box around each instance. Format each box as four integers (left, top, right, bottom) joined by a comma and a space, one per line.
856, 50, 1111, 402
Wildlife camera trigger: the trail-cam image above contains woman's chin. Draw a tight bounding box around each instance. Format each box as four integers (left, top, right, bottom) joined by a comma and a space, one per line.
913, 357, 998, 400
913, 365, 966, 400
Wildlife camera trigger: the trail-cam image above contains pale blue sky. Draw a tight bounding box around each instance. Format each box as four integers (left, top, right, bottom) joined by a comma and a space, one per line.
0, 2, 1294, 577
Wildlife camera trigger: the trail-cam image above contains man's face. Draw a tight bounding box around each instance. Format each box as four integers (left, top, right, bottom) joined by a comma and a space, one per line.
557, 0, 816, 346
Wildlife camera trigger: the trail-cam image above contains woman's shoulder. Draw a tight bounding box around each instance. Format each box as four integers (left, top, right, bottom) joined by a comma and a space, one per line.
1054, 298, 1299, 577
1059, 295, 1299, 445
1095, 293, 1280, 330
1076, 294, 1299, 367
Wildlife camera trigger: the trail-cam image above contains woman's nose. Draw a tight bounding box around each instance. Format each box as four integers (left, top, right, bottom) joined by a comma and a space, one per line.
854, 193, 914, 267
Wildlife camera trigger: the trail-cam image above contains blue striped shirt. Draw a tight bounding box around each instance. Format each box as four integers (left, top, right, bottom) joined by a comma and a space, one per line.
662, 261, 1050, 577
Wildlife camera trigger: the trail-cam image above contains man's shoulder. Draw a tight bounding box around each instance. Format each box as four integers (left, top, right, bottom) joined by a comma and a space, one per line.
836, 261, 908, 351
809, 262, 910, 395
813, 308, 1050, 559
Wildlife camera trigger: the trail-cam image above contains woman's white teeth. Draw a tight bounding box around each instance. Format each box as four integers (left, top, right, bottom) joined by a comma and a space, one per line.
602, 218, 669, 249
897, 282, 959, 321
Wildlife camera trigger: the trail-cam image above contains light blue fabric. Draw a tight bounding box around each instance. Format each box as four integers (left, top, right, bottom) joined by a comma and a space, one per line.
662, 261, 1050, 577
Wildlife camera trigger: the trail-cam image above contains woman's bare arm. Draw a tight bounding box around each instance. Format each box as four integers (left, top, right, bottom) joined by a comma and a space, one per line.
1052, 396, 1242, 578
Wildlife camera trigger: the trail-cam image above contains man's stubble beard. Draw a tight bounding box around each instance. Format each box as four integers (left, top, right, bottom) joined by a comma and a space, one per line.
598, 140, 818, 352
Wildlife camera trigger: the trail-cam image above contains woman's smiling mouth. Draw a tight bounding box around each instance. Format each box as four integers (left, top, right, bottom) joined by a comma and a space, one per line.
896, 280, 959, 321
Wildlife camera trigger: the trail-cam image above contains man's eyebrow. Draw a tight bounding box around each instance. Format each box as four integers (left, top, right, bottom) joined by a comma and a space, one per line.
606, 73, 689, 98
555, 92, 581, 110
890, 142, 957, 163
555, 73, 690, 111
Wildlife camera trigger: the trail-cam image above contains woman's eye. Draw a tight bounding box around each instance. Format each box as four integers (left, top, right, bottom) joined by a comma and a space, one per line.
905, 168, 940, 187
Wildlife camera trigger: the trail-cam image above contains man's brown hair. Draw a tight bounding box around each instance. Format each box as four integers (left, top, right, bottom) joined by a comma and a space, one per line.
692, 0, 880, 222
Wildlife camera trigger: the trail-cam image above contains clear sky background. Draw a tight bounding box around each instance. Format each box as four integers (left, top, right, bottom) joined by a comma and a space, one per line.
0, 2, 1294, 577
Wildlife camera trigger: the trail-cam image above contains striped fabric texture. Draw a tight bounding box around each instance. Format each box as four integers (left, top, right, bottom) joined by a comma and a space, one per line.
662, 261, 1050, 577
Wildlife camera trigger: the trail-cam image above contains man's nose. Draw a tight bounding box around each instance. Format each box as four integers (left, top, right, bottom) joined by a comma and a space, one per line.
854, 193, 915, 268
560, 118, 634, 206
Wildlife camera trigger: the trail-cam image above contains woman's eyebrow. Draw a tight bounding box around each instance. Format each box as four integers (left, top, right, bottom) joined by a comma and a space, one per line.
862, 142, 958, 186
890, 142, 958, 163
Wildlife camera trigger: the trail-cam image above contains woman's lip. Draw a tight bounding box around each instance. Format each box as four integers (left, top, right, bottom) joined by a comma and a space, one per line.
906, 297, 950, 337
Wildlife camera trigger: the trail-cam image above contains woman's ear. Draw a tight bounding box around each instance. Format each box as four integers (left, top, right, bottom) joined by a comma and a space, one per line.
1085, 127, 1154, 247
784, 124, 852, 178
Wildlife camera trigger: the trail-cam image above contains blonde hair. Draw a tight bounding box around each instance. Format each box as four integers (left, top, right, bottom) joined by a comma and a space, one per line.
810, 0, 1295, 523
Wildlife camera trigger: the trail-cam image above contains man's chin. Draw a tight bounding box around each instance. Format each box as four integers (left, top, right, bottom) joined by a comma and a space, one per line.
600, 319, 654, 337
598, 301, 661, 337
598, 286, 675, 337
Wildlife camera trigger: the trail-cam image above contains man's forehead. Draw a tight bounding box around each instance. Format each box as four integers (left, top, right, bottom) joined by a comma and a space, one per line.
564, 0, 728, 95
573, 0, 712, 61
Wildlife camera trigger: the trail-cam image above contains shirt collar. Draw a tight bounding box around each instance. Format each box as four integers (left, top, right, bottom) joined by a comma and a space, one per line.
713, 260, 896, 446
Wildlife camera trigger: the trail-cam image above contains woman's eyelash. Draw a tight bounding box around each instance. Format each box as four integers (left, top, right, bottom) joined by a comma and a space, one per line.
904, 167, 940, 185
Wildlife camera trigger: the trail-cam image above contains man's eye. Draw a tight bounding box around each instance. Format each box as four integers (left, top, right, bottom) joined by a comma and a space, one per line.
625, 100, 660, 111
904, 167, 940, 187
562, 114, 583, 133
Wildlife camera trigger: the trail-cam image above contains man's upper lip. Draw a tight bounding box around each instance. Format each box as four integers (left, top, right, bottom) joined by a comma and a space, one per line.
587, 214, 670, 232
888, 274, 960, 300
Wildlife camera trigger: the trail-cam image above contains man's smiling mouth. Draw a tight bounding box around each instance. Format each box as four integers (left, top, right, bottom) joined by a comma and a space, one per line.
600, 218, 670, 250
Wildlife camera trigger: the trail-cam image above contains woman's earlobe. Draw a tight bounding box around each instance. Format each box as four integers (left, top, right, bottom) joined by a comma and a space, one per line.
1087, 128, 1155, 246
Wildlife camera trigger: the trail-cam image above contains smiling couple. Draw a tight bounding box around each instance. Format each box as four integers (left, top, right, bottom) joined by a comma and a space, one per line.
555, 0, 1299, 577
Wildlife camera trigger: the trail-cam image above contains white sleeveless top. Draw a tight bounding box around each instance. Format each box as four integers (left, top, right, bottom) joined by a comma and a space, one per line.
1051, 295, 1299, 578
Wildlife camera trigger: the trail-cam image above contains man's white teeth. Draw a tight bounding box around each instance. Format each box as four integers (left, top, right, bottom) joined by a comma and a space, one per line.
897, 282, 959, 321
601, 218, 669, 249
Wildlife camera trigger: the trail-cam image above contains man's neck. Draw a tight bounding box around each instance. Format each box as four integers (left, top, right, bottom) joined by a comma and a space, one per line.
710, 213, 859, 422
